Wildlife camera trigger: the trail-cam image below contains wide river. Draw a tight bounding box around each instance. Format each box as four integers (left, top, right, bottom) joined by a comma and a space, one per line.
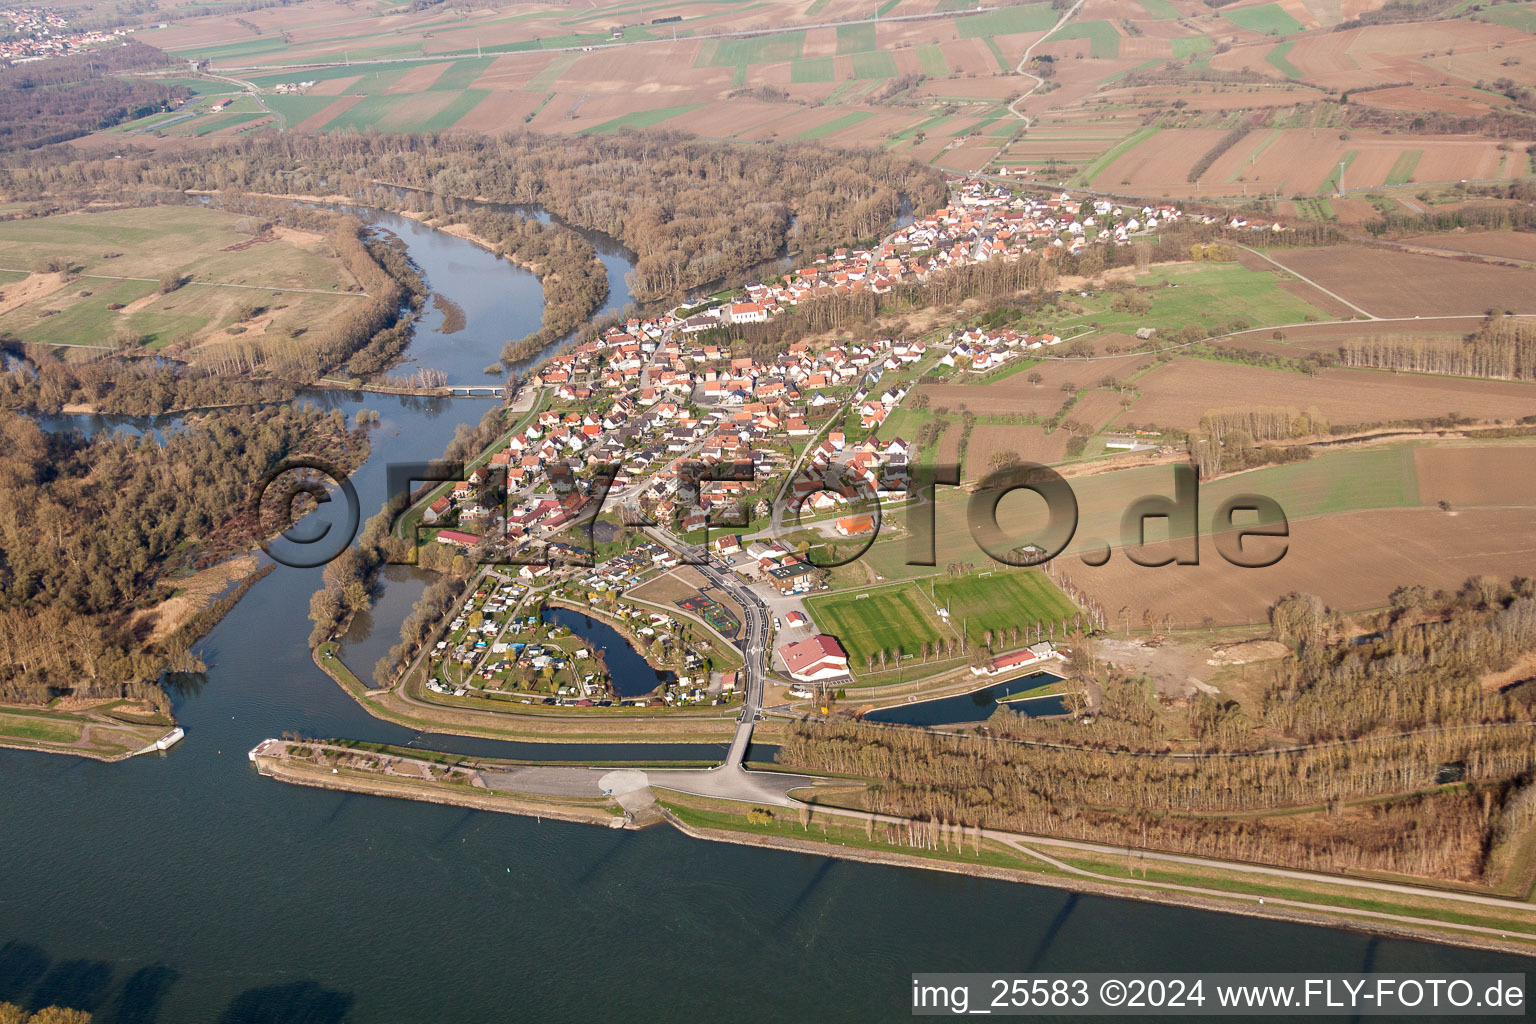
1, 207, 1527, 1024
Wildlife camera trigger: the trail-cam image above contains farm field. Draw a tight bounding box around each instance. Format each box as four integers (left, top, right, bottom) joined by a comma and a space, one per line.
869, 443, 1435, 582
1068, 505, 1536, 628
858, 441, 1536, 624
1127, 359, 1536, 431
1262, 246, 1536, 318
1401, 232, 1536, 262
0, 207, 364, 353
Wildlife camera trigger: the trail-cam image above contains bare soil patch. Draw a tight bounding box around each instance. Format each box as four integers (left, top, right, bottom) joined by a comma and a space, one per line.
1414, 445, 1536, 509
1129, 358, 1536, 430
0, 272, 69, 316
965, 423, 1068, 473
1401, 232, 1536, 263
1067, 506, 1536, 627
1265, 245, 1536, 318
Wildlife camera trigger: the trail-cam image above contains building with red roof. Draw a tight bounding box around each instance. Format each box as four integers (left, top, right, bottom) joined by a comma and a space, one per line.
779, 634, 848, 682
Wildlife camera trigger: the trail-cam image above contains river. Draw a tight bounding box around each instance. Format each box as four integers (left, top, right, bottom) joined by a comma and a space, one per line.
0, 207, 1527, 1024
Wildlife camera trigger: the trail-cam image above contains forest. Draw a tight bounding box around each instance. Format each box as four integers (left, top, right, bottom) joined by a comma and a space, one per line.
0, 42, 187, 151
776, 581, 1536, 883
0, 132, 949, 306
0, 404, 369, 705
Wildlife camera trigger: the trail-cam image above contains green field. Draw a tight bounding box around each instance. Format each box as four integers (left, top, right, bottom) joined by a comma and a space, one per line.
806, 586, 949, 668
1047, 20, 1121, 58
422, 90, 492, 130
1170, 35, 1212, 58
982, 37, 1012, 71
932, 571, 1078, 638
697, 30, 805, 66
1221, 2, 1304, 34
0, 711, 83, 745
431, 56, 498, 91
837, 22, 878, 53
1044, 261, 1331, 336
796, 110, 875, 138
1264, 39, 1302, 78
863, 444, 1421, 579
917, 43, 951, 75
1317, 150, 1356, 194
1138, 0, 1180, 19
0, 207, 361, 351
808, 570, 1074, 668
851, 49, 900, 78
264, 94, 343, 127
957, 3, 1057, 37
1474, 3, 1536, 32
791, 56, 836, 82
579, 103, 706, 134
529, 51, 582, 90
1385, 149, 1422, 186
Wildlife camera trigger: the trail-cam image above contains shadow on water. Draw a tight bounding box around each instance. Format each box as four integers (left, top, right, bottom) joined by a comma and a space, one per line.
0, 941, 49, 1002
1025, 893, 1079, 970
776, 858, 838, 929
435, 808, 480, 844
160, 671, 209, 702
217, 980, 354, 1024
319, 791, 359, 828
0, 945, 180, 1023
32, 958, 113, 1013
571, 833, 634, 889
103, 965, 180, 1024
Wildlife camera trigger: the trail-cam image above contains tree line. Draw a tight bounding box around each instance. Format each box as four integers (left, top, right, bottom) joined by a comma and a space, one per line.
1336, 317, 1536, 381
0, 131, 948, 307
776, 715, 1536, 882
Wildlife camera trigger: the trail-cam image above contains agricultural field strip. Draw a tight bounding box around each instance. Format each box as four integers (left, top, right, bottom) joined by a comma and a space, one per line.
210, 6, 1014, 73
0, 269, 370, 298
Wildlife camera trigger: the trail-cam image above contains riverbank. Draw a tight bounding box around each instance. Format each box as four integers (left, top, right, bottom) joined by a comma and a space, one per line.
251, 749, 623, 828
248, 733, 1536, 957
0, 700, 182, 762
656, 793, 1536, 959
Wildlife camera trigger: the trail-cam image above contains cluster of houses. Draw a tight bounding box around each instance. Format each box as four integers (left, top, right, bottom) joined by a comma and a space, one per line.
271, 80, 317, 94
662, 179, 1183, 333
0, 7, 131, 61
423, 302, 937, 558
938, 324, 1071, 373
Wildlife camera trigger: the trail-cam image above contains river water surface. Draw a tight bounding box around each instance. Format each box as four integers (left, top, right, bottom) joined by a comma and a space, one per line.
1, 208, 1528, 1024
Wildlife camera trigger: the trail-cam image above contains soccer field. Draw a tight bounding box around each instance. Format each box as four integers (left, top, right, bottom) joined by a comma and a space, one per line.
933, 571, 1077, 638
805, 588, 949, 670
807, 570, 1076, 671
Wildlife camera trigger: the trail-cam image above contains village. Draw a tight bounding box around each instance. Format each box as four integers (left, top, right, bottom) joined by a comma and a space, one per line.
0, 6, 136, 62
380, 176, 1178, 721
